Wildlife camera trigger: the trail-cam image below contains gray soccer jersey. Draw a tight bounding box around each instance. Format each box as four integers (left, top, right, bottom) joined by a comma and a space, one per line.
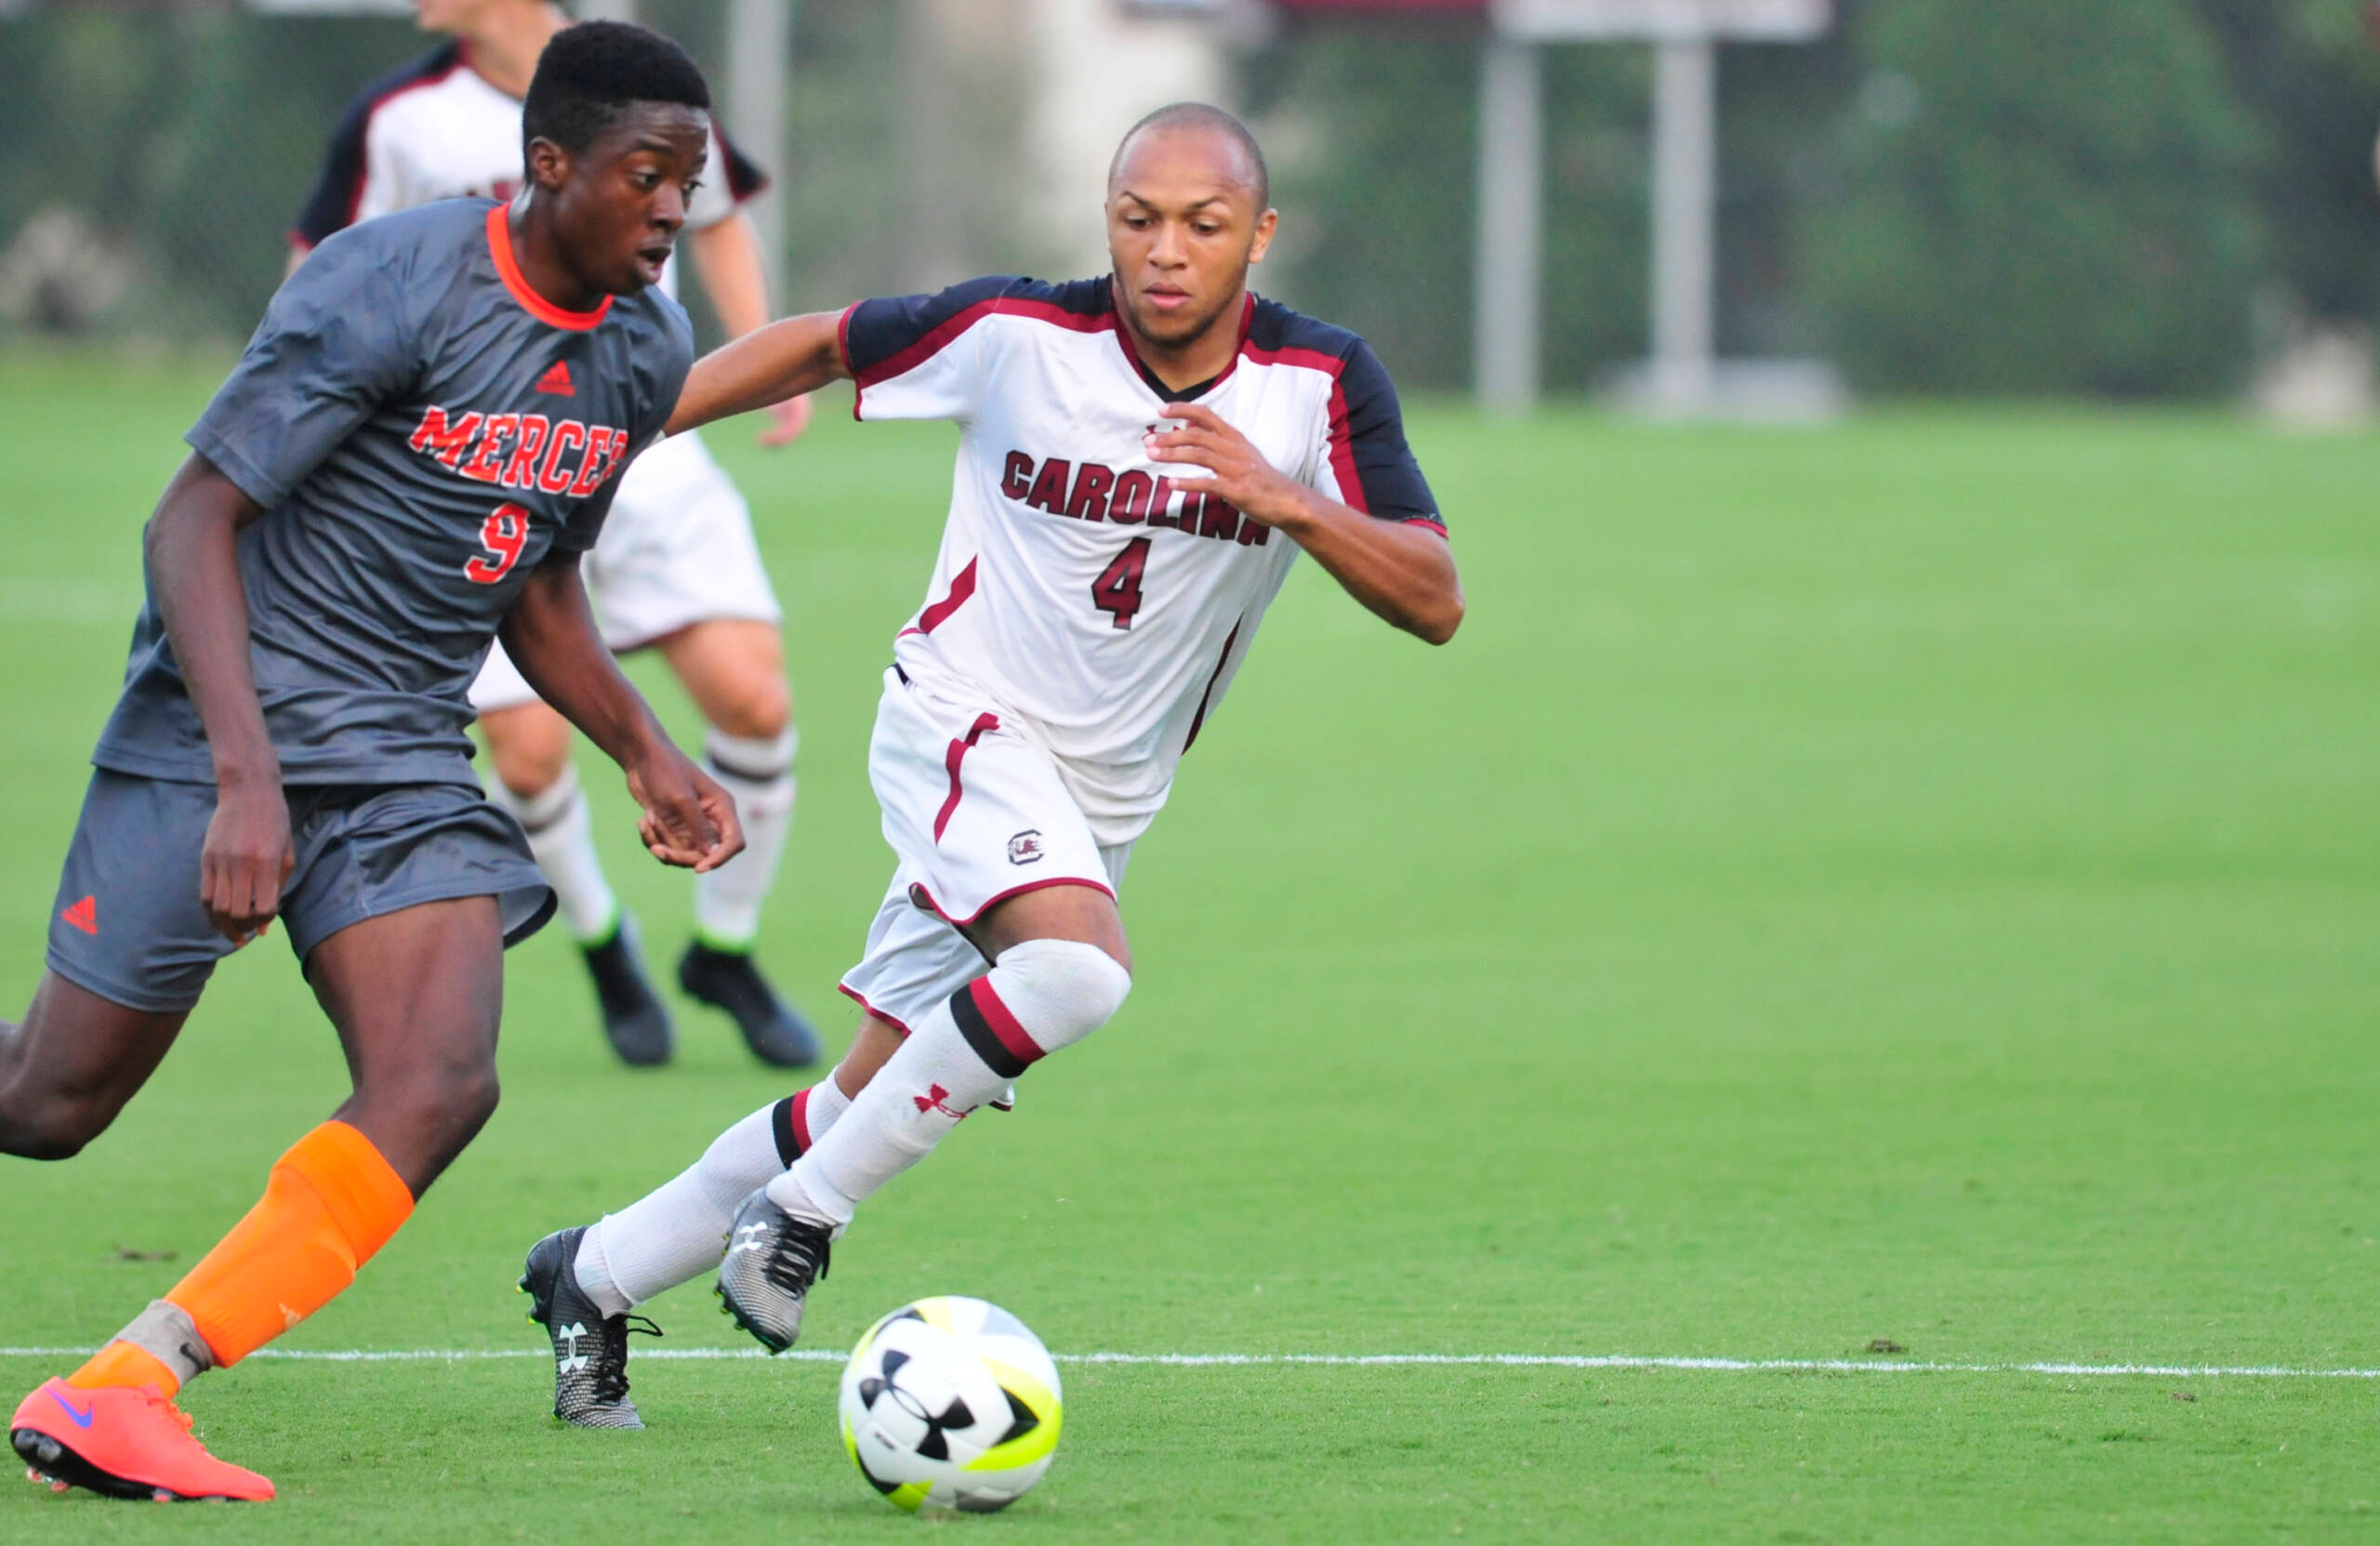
92, 198, 693, 787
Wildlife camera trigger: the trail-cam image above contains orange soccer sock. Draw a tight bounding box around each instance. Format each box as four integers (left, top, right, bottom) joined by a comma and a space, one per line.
159, 1120, 416, 1370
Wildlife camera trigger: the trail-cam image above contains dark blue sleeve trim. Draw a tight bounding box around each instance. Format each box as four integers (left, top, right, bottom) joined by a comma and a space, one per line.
716, 125, 770, 203
840, 275, 1025, 382
293, 97, 373, 248
1337, 339, 1441, 529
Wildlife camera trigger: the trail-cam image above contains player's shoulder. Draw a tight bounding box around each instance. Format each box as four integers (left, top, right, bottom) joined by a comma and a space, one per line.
1243, 296, 1374, 377
986, 275, 1115, 324
288, 197, 488, 338
318, 195, 488, 268
844, 275, 1112, 381
333, 41, 469, 128
1242, 297, 1408, 416
888, 274, 1113, 330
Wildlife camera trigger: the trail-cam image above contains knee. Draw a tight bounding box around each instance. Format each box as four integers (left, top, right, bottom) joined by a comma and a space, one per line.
482, 707, 574, 797
364, 1057, 500, 1159
991, 938, 1133, 1049
451, 1064, 502, 1135
432, 1064, 502, 1150
705, 678, 790, 743
0, 1082, 107, 1161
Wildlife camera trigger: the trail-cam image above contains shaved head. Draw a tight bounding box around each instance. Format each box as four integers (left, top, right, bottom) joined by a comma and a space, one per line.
1108, 101, 1269, 210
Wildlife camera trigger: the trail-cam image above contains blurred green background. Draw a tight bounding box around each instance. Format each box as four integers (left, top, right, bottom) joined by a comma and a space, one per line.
3, 0, 2377, 398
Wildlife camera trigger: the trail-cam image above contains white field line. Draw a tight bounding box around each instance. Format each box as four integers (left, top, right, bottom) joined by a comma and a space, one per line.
2, 1347, 2374, 1380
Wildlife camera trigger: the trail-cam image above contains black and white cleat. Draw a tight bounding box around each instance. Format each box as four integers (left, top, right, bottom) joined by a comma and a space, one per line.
716, 1189, 833, 1354
519, 1225, 658, 1430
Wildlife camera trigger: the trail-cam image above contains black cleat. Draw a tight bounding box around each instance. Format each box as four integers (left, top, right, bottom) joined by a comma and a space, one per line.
584, 916, 673, 1066
519, 1226, 659, 1429
678, 942, 822, 1068
716, 1189, 832, 1354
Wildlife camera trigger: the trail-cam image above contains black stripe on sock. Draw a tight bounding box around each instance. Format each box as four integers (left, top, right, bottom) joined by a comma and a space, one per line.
515, 787, 578, 836
946, 984, 1029, 1081
705, 747, 792, 784
771, 1095, 802, 1165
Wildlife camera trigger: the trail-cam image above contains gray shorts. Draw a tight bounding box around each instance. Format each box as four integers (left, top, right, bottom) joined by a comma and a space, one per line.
46, 771, 554, 1014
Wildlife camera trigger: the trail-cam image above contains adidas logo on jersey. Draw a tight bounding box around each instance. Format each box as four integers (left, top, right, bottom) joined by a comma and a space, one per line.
535, 360, 575, 396
406, 405, 628, 496
999, 451, 1271, 548
60, 894, 97, 935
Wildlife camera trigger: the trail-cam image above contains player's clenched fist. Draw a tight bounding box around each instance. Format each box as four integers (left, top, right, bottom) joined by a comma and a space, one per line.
199, 778, 295, 943
1144, 402, 1312, 530
626, 743, 745, 873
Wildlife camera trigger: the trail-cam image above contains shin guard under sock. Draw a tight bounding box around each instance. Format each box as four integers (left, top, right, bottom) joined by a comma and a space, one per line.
160, 1120, 415, 1370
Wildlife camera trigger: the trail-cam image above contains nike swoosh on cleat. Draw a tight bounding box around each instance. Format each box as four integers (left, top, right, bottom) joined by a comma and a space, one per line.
46, 1391, 96, 1430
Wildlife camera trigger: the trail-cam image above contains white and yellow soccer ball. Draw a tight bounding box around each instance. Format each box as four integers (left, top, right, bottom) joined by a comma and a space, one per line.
838, 1296, 1064, 1513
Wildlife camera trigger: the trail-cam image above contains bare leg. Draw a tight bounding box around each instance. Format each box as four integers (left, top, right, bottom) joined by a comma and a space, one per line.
35, 898, 504, 1420
479, 701, 575, 799
0, 972, 190, 1161
653, 618, 790, 742
833, 1011, 905, 1098
306, 895, 506, 1196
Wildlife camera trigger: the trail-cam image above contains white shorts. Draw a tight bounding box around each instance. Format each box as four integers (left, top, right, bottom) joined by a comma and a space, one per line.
469, 432, 782, 714
838, 668, 1131, 1033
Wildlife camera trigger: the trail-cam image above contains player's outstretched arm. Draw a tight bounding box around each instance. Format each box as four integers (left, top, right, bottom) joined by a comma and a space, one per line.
146, 454, 297, 940
499, 558, 745, 873
1149, 403, 1464, 645
685, 214, 813, 448
663, 309, 852, 438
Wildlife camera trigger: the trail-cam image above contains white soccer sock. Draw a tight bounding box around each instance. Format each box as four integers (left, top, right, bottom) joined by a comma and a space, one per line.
769, 939, 1130, 1229
491, 765, 618, 943
693, 727, 797, 949
574, 1077, 854, 1315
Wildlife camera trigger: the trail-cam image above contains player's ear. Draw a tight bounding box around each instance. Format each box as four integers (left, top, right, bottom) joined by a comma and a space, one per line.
1247, 207, 1278, 267
525, 136, 573, 193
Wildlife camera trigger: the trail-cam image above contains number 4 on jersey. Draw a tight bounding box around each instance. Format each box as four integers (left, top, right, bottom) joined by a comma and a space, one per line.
1091, 537, 1150, 629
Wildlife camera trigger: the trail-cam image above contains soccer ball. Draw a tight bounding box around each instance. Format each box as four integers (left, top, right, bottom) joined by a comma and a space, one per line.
838, 1296, 1064, 1513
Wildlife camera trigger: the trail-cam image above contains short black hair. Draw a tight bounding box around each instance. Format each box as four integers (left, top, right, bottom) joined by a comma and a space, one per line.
522, 20, 710, 159
1111, 101, 1270, 209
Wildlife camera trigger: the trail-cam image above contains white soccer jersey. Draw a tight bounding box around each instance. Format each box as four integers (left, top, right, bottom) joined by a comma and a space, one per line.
841, 276, 1447, 845
292, 39, 763, 301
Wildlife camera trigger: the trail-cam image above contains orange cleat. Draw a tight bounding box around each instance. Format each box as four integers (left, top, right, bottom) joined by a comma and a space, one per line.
9, 1378, 272, 1502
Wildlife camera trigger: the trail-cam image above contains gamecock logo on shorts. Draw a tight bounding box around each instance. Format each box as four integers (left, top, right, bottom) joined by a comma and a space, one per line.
1008, 829, 1045, 865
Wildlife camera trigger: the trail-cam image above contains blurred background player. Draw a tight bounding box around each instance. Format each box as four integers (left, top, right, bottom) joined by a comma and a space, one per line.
290, 0, 819, 1069
512, 103, 1464, 1426
5, 21, 734, 1499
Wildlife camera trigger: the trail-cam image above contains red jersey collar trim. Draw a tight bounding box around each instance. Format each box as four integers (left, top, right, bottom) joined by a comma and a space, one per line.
486, 205, 612, 332
1111, 285, 1255, 402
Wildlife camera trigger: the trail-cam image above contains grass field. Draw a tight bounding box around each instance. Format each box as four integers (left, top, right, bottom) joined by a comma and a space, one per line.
0, 350, 2375, 1542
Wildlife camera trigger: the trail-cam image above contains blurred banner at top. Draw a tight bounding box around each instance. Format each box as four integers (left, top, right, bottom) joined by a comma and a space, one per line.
0, 0, 2374, 416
